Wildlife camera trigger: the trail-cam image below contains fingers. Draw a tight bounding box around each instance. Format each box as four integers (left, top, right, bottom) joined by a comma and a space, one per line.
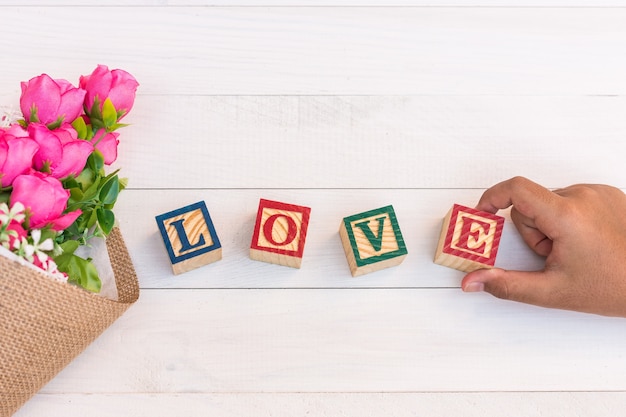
476, 176, 563, 250
476, 177, 561, 225
463, 179, 626, 316
462, 268, 559, 309
510, 207, 553, 257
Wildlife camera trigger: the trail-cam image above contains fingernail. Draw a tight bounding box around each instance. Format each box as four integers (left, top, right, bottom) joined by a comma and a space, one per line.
463, 282, 485, 293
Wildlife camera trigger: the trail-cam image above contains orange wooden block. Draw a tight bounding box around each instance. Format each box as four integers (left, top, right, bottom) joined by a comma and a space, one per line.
249, 199, 311, 268
434, 204, 504, 272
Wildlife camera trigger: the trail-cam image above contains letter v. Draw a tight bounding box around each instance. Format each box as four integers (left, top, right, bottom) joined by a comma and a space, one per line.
354, 216, 386, 252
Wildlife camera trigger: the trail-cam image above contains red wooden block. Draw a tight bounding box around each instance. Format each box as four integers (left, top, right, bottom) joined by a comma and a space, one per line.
250, 199, 311, 268
434, 204, 504, 272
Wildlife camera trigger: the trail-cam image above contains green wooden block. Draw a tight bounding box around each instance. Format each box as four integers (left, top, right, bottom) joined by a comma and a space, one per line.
339, 205, 408, 277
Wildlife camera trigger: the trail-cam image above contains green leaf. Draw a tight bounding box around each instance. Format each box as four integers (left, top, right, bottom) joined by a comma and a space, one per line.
72, 213, 88, 233
29, 105, 40, 123
59, 239, 80, 255
46, 116, 64, 131
102, 98, 118, 129
86, 207, 99, 229
89, 96, 103, 121
91, 119, 105, 132
82, 180, 101, 202
99, 175, 120, 205
108, 122, 129, 132
87, 151, 105, 174
119, 177, 128, 191
59, 223, 80, 243
56, 253, 101, 293
38, 228, 59, 247
63, 177, 80, 189
72, 116, 88, 139
75, 166, 96, 190
96, 208, 115, 235
85, 124, 94, 140
68, 187, 84, 204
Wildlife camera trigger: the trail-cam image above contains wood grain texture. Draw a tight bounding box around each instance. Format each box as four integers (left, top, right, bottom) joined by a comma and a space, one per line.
102, 95, 626, 189
113, 189, 546, 289
2, 8, 626, 96
4, 2, 626, 416
339, 205, 407, 276
249, 199, 311, 268
15, 392, 626, 417
155, 201, 223, 274
6, 1, 626, 5
25, 288, 626, 394
434, 204, 504, 272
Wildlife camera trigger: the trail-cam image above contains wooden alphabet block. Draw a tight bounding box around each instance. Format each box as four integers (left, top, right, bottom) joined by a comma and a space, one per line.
155, 201, 222, 275
250, 199, 311, 268
434, 204, 504, 272
339, 205, 408, 277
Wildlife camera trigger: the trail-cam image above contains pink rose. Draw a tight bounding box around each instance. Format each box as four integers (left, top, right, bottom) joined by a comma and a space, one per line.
10, 172, 81, 231
20, 74, 86, 126
80, 65, 139, 119
0, 127, 39, 187
4, 123, 30, 138
28, 123, 93, 179
90, 129, 120, 165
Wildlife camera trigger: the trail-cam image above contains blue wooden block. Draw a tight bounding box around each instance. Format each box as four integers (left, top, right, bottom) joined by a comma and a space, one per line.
155, 201, 222, 274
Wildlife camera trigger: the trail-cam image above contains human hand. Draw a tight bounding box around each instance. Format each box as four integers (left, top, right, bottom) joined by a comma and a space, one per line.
461, 176, 626, 317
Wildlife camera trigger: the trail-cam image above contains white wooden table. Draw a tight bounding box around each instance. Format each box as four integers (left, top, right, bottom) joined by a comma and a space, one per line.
3, 2, 626, 416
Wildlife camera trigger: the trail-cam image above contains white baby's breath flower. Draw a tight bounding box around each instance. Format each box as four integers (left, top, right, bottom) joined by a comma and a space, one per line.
45, 261, 69, 283
29, 229, 54, 260
0, 203, 10, 225
6, 232, 68, 283
0, 105, 22, 127
0, 229, 18, 248
0, 201, 26, 225
13, 237, 35, 262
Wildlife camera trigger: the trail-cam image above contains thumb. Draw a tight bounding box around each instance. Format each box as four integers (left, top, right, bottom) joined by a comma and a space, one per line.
461, 268, 558, 308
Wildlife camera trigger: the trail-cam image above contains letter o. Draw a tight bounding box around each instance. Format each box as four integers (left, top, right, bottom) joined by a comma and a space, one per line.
263, 214, 298, 246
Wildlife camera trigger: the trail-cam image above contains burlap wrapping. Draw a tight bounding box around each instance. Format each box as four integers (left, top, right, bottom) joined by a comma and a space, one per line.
0, 227, 140, 416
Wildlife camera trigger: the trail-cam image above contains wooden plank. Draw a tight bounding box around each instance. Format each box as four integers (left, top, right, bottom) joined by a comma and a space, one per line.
3, 3, 626, 417
33, 288, 626, 394
96, 95, 626, 190
114, 188, 546, 289
1, 8, 626, 95
176, 0, 626, 4
6, 1, 626, 6
15, 392, 626, 417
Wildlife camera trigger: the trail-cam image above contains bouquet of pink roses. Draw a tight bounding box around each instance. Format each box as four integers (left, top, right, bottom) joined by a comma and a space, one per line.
0, 65, 141, 416
0, 64, 139, 292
